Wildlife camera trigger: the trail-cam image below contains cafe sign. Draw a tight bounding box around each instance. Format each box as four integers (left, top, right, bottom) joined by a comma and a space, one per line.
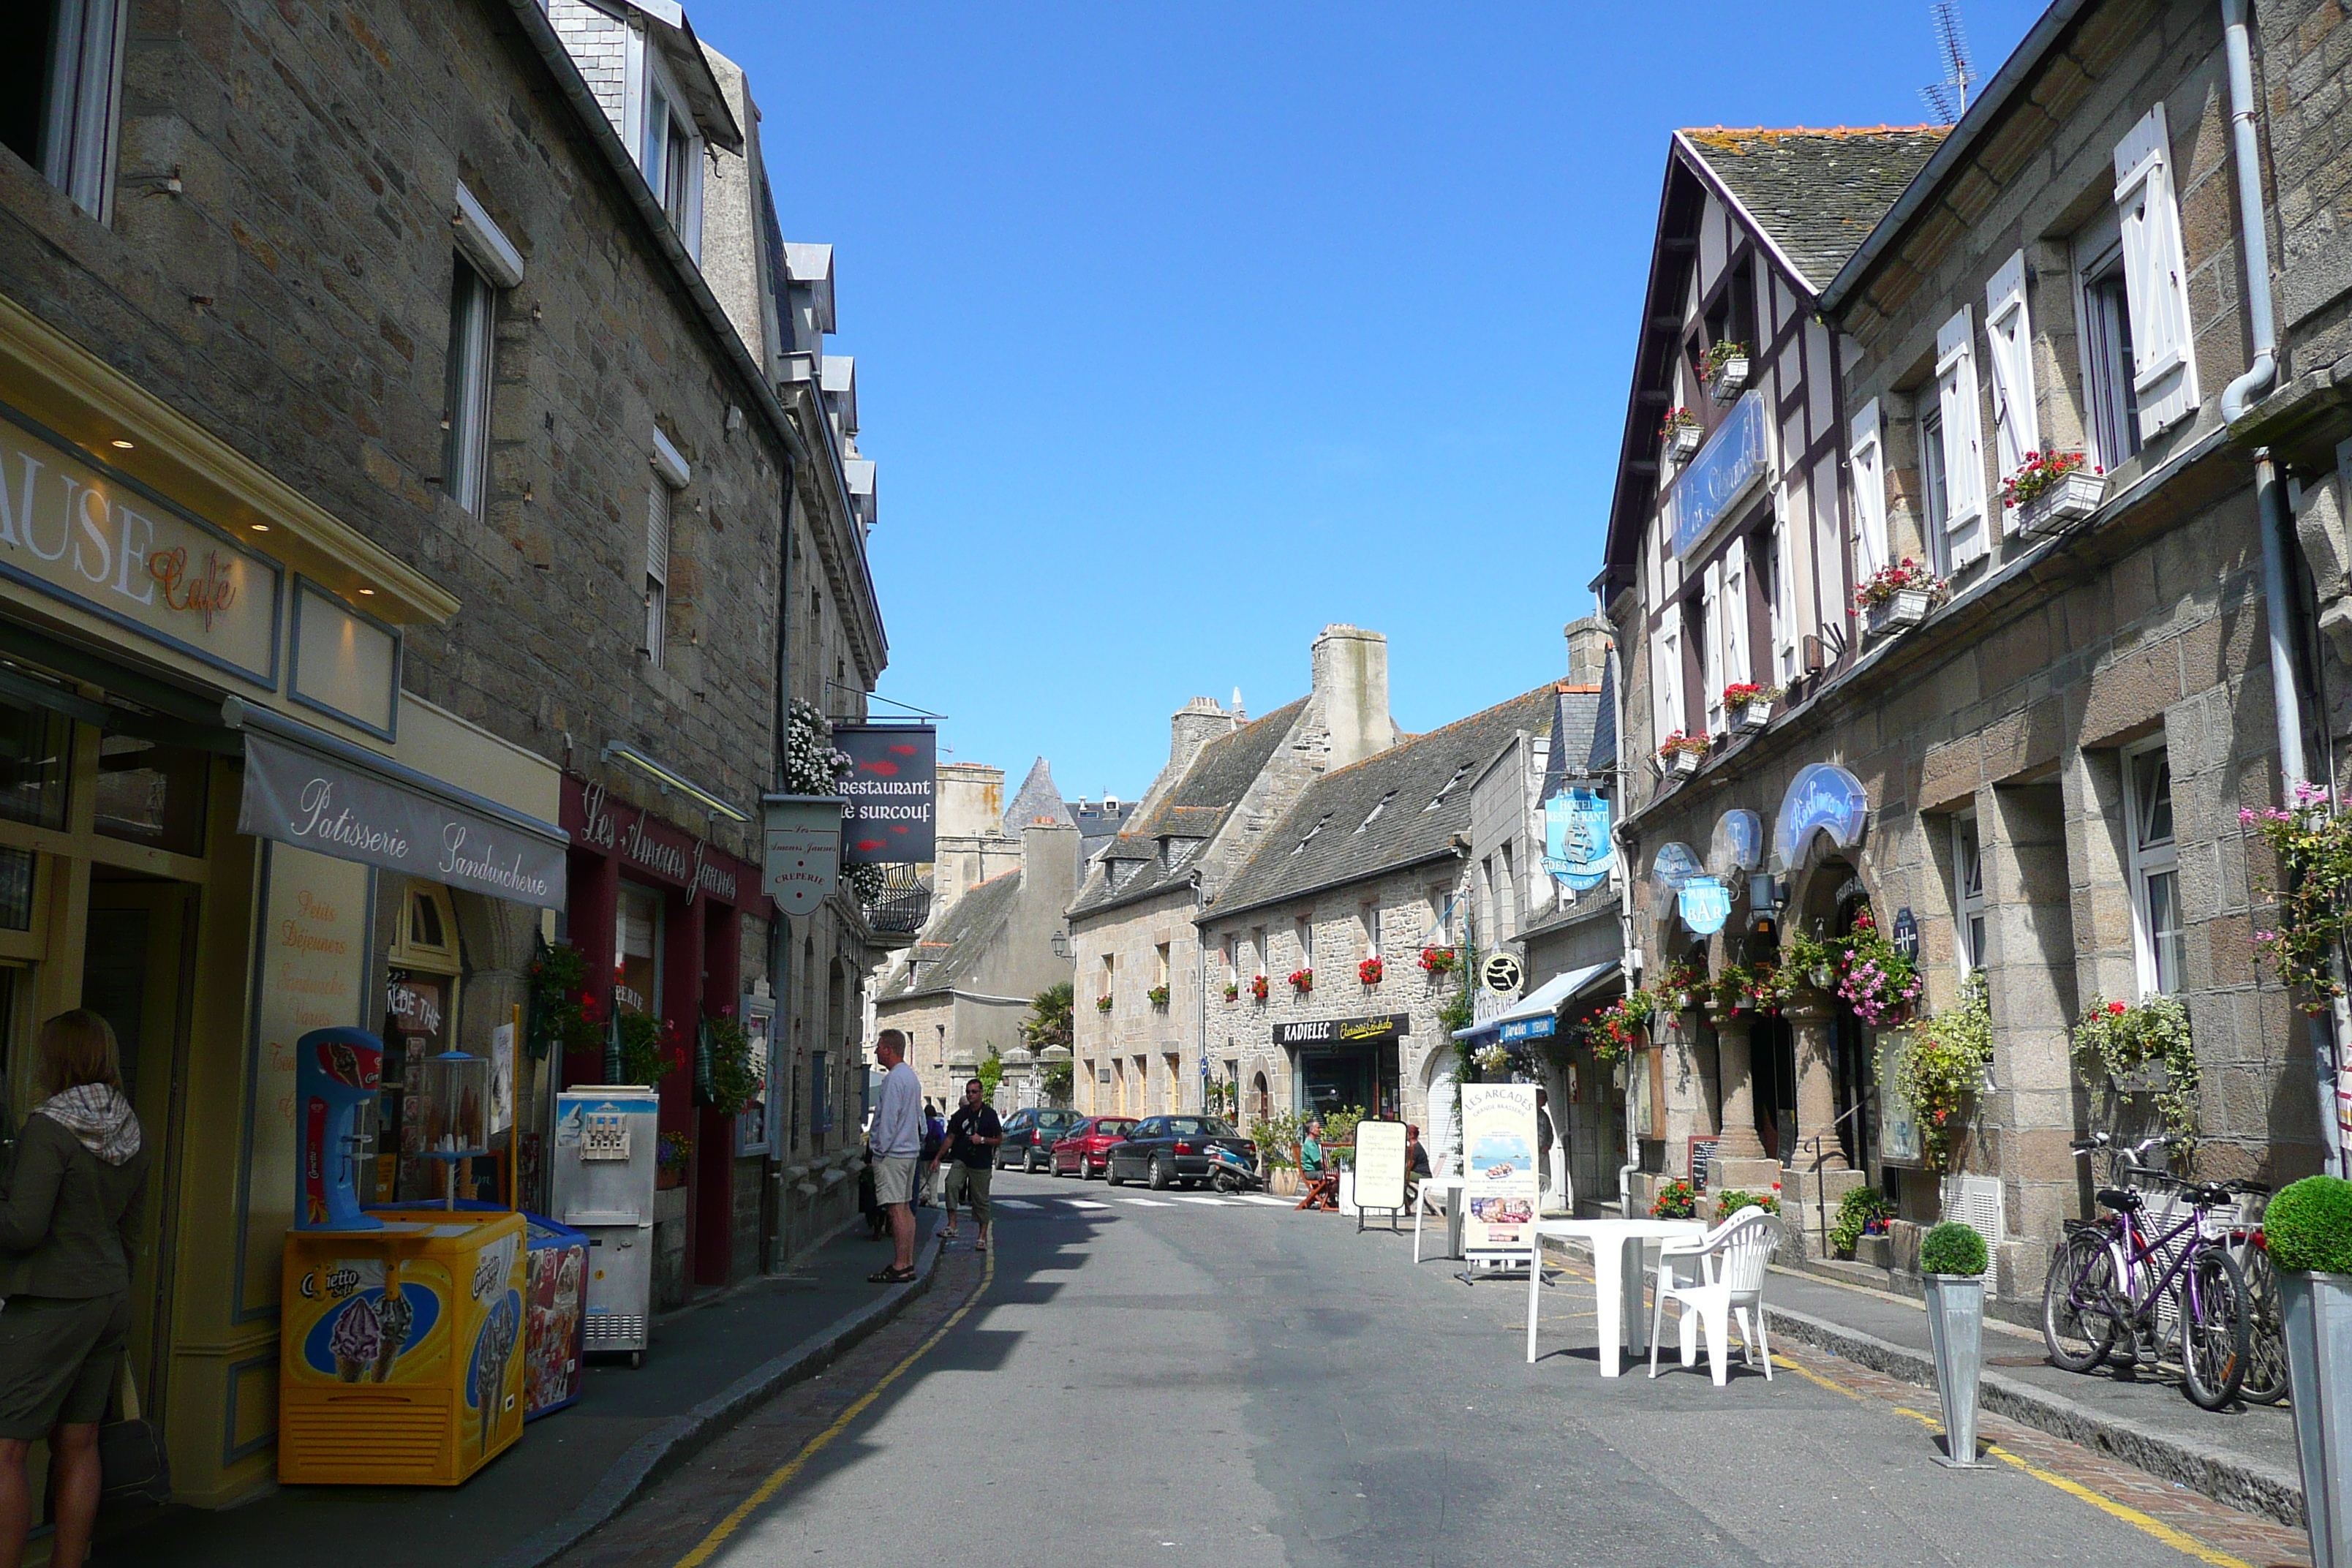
0, 403, 281, 685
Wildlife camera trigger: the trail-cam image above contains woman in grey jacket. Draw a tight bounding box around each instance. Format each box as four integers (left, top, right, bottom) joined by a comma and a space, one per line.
0, 1011, 148, 1568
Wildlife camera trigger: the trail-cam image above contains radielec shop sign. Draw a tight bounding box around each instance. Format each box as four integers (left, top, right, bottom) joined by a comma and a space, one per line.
240, 734, 566, 910
835, 724, 936, 865
0, 404, 282, 685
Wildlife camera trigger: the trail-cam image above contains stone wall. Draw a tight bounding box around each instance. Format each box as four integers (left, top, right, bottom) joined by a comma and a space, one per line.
1072, 883, 1200, 1118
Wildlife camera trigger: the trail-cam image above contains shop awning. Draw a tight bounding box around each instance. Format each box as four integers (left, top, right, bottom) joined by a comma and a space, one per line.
233, 703, 568, 909
1451, 960, 1621, 1042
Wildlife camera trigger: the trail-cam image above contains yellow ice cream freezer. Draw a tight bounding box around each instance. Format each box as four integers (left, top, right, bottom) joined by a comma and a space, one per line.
279, 1209, 528, 1486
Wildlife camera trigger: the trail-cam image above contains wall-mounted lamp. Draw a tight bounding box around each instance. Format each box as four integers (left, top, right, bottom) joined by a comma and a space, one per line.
1050, 929, 1071, 960
600, 742, 750, 823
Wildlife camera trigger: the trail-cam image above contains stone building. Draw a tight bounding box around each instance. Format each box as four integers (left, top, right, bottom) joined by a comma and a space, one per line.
0, 0, 889, 1506
1067, 626, 1399, 1120
1601, 0, 2337, 1286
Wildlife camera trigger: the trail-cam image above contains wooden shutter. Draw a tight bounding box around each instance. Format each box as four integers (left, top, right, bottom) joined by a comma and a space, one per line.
1849, 399, 1888, 582
1983, 249, 2039, 521
1701, 560, 1724, 733
1936, 306, 1989, 568
1654, 618, 1682, 747
2114, 104, 2200, 441
1722, 540, 1749, 692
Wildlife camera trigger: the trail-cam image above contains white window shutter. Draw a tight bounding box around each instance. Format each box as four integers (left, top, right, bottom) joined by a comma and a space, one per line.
1653, 620, 1682, 747
645, 478, 672, 587
1723, 541, 1749, 690
2114, 103, 2201, 440
1850, 399, 1888, 581
1702, 561, 1724, 732
1983, 250, 2040, 518
1937, 307, 1989, 568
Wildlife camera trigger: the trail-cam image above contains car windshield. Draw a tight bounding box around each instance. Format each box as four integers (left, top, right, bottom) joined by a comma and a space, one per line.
1162, 1118, 1237, 1137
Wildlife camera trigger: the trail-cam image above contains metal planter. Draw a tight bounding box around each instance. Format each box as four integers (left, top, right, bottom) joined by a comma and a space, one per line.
2014, 470, 2105, 536
1923, 1273, 1992, 1468
2283, 1270, 2352, 1565
1864, 588, 1932, 638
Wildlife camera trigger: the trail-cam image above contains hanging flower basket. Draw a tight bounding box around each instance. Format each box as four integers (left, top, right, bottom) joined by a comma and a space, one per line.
1358, 957, 1384, 987
1701, 340, 1750, 403
1657, 730, 1707, 780
1288, 968, 1313, 995
2001, 451, 2105, 536
1417, 945, 1461, 976
1836, 908, 1921, 1025
1251, 973, 1270, 1002
1147, 984, 1170, 1009
1096, 995, 1114, 1013
1855, 559, 1948, 639
1723, 683, 1781, 736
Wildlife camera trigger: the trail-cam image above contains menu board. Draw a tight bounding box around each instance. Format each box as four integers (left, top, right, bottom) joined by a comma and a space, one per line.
1353, 1120, 1408, 1213
241, 843, 372, 1318
1460, 1083, 1541, 1256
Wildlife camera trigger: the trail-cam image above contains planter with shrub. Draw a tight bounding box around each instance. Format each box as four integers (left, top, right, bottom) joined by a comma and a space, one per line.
2269, 1175, 2352, 1565
1919, 1221, 1991, 1469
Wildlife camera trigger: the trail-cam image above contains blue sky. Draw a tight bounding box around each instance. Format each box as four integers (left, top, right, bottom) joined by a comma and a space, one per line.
696, 1, 2046, 802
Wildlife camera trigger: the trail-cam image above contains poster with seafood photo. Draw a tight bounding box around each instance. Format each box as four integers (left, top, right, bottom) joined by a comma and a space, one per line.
1460, 1082, 1540, 1256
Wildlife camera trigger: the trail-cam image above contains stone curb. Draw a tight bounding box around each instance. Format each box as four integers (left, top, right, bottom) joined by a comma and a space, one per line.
484, 1227, 948, 1568
1760, 1301, 2307, 1529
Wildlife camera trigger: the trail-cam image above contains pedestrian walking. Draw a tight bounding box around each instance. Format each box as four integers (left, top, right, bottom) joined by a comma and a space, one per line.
0, 1011, 151, 1568
938, 1079, 1003, 1251
919, 1100, 946, 1207
866, 1030, 922, 1284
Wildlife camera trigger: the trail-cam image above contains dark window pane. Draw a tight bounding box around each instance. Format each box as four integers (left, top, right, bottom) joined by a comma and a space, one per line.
94, 736, 208, 855
0, 848, 31, 931
0, 700, 69, 830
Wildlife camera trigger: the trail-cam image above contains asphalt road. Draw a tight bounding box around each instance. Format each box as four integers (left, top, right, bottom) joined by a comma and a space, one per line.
559, 1171, 2302, 1568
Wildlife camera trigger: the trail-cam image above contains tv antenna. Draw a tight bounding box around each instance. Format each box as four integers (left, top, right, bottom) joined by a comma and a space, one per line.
1919, 1, 1977, 124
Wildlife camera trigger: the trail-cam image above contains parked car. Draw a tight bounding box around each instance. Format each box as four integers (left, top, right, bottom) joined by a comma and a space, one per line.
995, 1107, 1084, 1172
1051, 1117, 1137, 1179
1105, 1116, 1256, 1190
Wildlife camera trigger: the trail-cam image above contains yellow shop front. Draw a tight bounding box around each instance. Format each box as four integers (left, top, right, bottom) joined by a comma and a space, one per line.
0, 295, 568, 1509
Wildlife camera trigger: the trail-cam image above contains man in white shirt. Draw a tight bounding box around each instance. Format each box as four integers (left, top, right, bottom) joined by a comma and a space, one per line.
867, 1029, 923, 1283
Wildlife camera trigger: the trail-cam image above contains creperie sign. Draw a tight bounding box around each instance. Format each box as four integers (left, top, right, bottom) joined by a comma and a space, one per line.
0, 407, 280, 683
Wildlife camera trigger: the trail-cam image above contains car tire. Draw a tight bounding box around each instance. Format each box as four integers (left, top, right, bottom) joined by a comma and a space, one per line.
1149, 1156, 1171, 1191
1106, 1161, 1126, 1187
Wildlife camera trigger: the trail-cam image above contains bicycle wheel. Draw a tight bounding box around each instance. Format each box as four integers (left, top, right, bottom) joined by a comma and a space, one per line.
2238, 1243, 2291, 1405
2179, 1248, 2251, 1411
2041, 1229, 2121, 1372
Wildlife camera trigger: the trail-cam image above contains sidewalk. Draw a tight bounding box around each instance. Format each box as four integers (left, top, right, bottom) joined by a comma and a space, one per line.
1542, 1232, 2305, 1529
107, 1213, 941, 1568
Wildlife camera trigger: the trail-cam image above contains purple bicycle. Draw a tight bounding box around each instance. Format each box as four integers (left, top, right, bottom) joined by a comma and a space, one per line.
2039, 1131, 2252, 1411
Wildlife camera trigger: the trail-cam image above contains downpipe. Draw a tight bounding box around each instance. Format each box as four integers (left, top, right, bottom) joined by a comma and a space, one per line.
2221, 0, 2347, 1172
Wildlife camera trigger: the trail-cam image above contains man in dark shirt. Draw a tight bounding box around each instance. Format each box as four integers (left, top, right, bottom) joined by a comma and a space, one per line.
940, 1079, 1003, 1251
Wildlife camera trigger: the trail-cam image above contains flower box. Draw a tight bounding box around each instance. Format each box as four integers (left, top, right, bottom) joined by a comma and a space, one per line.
2015, 470, 2105, 535
1731, 698, 1771, 736
1667, 423, 1701, 461
1864, 587, 1933, 638
1663, 749, 1701, 780
1708, 357, 1749, 403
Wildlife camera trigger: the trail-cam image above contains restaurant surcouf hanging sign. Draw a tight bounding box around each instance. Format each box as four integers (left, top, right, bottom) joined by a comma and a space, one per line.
563, 776, 749, 908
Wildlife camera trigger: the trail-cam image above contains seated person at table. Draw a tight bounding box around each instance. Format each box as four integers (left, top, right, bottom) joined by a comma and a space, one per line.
1406, 1124, 1432, 1182
1300, 1122, 1325, 1174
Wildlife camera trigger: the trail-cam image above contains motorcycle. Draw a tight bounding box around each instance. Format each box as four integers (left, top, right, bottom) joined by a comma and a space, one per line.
1205, 1144, 1262, 1195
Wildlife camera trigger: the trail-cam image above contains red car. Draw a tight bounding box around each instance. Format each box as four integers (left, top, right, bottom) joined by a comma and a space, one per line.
1051, 1116, 1137, 1179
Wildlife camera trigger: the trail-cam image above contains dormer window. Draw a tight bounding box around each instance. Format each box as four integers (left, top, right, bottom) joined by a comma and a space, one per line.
1292, 813, 1332, 854
1356, 790, 1398, 832
637, 56, 703, 258
1425, 764, 1472, 810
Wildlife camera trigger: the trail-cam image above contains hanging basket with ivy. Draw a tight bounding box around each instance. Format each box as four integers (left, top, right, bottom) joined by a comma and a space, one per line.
1892, 972, 1993, 1172
700, 1008, 764, 1117
617, 1009, 685, 1087
2073, 994, 2198, 1148
2244, 783, 2352, 1014
524, 936, 602, 1060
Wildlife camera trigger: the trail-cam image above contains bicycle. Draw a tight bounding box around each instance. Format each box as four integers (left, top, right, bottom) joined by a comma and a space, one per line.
2223, 1183, 2288, 1405
2040, 1132, 2253, 1411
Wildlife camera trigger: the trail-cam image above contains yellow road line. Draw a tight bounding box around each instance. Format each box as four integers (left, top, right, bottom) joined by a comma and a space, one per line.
1768, 1354, 2255, 1568
673, 1246, 994, 1568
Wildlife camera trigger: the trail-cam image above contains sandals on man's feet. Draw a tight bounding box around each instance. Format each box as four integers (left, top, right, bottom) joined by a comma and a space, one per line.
867, 1264, 916, 1284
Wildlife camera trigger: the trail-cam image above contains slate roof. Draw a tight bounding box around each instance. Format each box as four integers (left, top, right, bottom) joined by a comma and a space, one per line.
1538, 678, 1610, 803
1069, 697, 1309, 919
1678, 127, 1948, 291
1206, 685, 1558, 921
1001, 757, 1075, 834
878, 869, 1022, 1001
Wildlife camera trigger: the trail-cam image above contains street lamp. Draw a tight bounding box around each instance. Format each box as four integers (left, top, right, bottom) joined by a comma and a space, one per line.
1050, 928, 1070, 959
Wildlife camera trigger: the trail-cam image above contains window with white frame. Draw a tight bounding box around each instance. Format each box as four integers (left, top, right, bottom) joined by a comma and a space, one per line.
1700, 566, 1723, 735
2123, 739, 2185, 995
644, 433, 690, 666
1294, 916, 1313, 970
1498, 843, 1518, 937
1653, 615, 1685, 747
1222, 932, 1237, 983
1, 0, 126, 220
1760, 521, 1797, 685
1722, 540, 1749, 696
1850, 399, 1891, 584
1932, 305, 1989, 570
1953, 810, 1986, 973
1360, 900, 1381, 960
1425, 886, 1450, 944
638, 58, 703, 257
1982, 250, 2040, 513
2111, 104, 2199, 442
1920, 404, 1951, 577
2076, 211, 2141, 469
442, 257, 496, 517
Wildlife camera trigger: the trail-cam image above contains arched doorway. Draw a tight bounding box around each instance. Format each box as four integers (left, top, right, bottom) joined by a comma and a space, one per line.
1251, 1071, 1270, 1124
1830, 881, 1878, 1172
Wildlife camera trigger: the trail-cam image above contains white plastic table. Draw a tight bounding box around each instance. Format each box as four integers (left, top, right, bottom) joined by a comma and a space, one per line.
1525, 1217, 1706, 1373
1411, 1176, 1468, 1262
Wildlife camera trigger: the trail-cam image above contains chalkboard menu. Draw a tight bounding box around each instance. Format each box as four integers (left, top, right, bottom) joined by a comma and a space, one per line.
1689, 1134, 1722, 1192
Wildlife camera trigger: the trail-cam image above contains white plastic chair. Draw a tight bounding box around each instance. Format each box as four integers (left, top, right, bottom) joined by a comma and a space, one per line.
1647, 1207, 1781, 1385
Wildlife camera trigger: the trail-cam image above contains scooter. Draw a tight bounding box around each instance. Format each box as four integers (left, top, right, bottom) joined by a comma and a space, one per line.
1206, 1144, 1262, 1195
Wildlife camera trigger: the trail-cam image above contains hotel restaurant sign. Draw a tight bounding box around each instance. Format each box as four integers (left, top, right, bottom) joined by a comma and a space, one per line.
1273, 1012, 1410, 1048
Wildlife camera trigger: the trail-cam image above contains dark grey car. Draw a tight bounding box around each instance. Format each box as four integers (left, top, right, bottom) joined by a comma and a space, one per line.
995, 1107, 1084, 1172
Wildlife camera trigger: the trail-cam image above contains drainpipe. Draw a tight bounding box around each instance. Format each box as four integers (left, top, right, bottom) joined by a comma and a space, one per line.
2220, 0, 2348, 1173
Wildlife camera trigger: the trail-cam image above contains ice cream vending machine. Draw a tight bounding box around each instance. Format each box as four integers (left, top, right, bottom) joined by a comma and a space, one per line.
552, 1088, 659, 1365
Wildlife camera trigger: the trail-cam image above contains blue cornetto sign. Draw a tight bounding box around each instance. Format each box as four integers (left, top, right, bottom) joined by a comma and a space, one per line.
1670, 391, 1770, 557
1499, 1015, 1557, 1044
1542, 788, 1613, 892
1678, 875, 1733, 936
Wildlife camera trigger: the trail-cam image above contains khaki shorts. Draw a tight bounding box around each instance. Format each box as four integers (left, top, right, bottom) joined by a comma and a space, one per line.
0, 1292, 129, 1439
943, 1161, 992, 1223
872, 1154, 918, 1208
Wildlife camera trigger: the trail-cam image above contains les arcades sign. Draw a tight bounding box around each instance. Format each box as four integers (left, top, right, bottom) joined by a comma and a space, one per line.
835, 724, 936, 865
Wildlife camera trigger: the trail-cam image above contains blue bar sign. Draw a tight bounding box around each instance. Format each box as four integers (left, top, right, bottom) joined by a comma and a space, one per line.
1498, 1016, 1556, 1044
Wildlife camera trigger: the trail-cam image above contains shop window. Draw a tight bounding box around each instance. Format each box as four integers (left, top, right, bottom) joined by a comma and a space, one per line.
1953, 810, 1986, 973
93, 735, 208, 856
614, 881, 663, 1017
0, 701, 68, 830
0, 0, 125, 221
442, 256, 496, 516
2124, 739, 2182, 995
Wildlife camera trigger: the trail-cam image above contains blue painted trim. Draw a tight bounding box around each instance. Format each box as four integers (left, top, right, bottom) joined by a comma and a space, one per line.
219, 1350, 282, 1466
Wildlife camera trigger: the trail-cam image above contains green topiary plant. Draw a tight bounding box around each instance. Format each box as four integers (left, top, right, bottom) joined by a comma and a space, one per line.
2264, 1175, 2352, 1275
1919, 1220, 1988, 1278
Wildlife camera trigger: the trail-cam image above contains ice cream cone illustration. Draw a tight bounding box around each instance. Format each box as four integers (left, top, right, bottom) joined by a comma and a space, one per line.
328, 1296, 382, 1384
373, 1285, 413, 1383
475, 1298, 518, 1456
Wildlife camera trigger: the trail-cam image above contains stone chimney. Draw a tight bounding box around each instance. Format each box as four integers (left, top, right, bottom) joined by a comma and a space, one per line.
934, 762, 1006, 840
1167, 696, 1235, 783
1311, 624, 1393, 772
1021, 820, 1080, 908
1564, 616, 1612, 687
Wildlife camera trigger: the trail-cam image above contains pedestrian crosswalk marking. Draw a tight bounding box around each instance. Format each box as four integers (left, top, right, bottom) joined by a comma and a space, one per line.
1065, 1199, 1111, 1210
1236, 1194, 1295, 1207
994, 1199, 1041, 1210
1119, 1199, 1176, 1207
